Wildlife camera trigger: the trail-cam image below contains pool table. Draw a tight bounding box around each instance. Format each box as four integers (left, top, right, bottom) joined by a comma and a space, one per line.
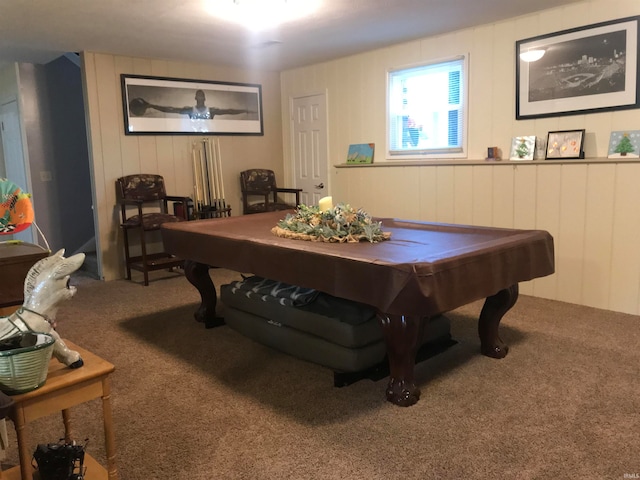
162, 210, 554, 407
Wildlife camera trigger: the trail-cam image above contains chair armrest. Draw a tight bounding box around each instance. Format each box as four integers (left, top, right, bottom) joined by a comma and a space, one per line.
166, 196, 192, 220
117, 198, 144, 206
275, 188, 303, 193
166, 195, 192, 203
117, 198, 145, 225
274, 187, 301, 206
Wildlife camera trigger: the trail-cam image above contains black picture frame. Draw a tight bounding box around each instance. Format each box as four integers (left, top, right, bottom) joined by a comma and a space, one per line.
545, 129, 586, 159
121, 74, 263, 136
516, 16, 639, 120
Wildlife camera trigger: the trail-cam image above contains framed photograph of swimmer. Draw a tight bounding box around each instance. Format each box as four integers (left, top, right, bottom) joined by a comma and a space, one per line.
515, 16, 640, 120
121, 74, 263, 135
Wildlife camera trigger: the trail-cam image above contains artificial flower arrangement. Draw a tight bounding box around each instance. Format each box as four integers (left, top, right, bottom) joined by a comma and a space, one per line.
271, 202, 391, 243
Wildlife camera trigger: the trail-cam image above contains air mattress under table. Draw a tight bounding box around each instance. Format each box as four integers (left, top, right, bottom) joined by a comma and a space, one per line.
220, 276, 454, 386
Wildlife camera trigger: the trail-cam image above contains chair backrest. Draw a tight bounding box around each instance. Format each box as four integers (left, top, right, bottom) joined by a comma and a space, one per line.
116, 174, 168, 202
239, 169, 277, 194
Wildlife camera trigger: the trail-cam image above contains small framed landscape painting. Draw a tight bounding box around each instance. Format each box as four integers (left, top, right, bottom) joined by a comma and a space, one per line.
607, 130, 640, 158
546, 129, 585, 159
509, 136, 536, 161
346, 143, 375, 164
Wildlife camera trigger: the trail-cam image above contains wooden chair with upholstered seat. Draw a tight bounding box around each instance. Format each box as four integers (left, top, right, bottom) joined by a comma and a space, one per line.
115, 174, 191, 286
240, 169, 302, 215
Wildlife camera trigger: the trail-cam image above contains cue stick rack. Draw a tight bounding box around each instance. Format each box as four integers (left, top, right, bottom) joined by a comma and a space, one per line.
191, 138, 232, 218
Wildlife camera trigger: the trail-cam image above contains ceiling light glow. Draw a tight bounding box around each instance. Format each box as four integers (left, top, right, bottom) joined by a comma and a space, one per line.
519, 49, 545, 62
205, 0, 320, 31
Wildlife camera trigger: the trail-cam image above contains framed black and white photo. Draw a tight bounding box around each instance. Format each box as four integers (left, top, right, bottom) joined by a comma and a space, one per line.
121, 74, 263, 135
516, 16, 639, 120
546, 129, 585, 159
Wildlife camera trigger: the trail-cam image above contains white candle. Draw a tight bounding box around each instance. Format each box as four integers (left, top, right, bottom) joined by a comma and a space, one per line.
318, 196, 333, 212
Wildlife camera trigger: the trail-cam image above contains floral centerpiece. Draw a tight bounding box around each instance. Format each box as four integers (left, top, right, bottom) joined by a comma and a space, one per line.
271, 203, 391, 243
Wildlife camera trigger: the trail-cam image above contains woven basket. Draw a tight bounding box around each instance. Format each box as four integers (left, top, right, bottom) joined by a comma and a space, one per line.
0, 332, 55, 395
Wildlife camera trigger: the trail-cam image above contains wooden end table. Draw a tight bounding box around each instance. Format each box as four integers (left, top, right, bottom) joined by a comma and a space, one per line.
0, 242, 49, 311
2, 341, 118, 480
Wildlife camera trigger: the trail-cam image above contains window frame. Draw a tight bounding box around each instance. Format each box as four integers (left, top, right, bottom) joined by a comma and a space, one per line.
386, 54, 469, 160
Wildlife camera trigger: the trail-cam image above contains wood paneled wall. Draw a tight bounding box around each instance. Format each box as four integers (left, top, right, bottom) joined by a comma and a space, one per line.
280, 0, 640, 315
331, 161, 640, 315
82, 53, 283, 281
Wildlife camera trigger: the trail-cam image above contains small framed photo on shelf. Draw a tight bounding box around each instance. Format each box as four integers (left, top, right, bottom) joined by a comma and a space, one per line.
546, 129, 585, 159
486, 146, 501, 160
346, 143, 375, 164
509, 136, 536, 161
534, 136, 547, 160
607, 130, 640, 158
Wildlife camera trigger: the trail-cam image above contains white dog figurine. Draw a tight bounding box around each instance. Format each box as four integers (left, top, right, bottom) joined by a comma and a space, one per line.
0, 249, 86, 368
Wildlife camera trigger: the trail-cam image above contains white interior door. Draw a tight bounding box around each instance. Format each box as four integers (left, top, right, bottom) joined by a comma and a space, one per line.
0, 100, 35, 243
291, 93, 328, 207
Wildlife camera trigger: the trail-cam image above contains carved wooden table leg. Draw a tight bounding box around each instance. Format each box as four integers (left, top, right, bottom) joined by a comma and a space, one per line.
62, 409, 73, 443
11, 414, 30, 480
183, 260, 224, 328
478, 284, 519, 358
377, 313, 423, 407
102, 376, 119, 480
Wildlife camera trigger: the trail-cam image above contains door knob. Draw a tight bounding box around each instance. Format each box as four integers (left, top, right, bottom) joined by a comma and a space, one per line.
314, 183, 324, 189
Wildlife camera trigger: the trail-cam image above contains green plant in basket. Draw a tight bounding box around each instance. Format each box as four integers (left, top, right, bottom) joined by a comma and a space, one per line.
271, 203, 391, 243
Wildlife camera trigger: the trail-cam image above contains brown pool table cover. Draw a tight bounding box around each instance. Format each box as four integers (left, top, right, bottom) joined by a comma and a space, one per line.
161, 210, 554, 317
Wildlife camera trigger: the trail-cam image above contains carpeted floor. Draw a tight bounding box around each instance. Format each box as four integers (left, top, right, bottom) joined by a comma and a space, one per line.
1, 268, 638, 479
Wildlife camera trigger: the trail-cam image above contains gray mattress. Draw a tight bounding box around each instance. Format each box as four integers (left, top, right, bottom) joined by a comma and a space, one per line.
223, 306, 388, 373
220, 277, 451, 373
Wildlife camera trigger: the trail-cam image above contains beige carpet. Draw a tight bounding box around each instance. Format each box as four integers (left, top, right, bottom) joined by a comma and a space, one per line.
2, 268, 638, 480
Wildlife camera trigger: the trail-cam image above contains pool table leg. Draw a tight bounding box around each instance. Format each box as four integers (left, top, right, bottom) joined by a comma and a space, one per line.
478, 284, 519, 359
377, 313, 423, 407
184, 260, 225, 328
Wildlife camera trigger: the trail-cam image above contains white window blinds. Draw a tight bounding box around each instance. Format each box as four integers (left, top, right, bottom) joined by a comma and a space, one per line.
388, 55, 466, 157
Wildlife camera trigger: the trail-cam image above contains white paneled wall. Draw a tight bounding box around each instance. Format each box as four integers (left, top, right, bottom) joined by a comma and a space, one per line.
331, 162, 640, 315
281, 0, 640, 315
82, 53, 283, 281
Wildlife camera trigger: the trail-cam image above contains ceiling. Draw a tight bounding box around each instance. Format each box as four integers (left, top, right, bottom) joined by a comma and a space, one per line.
0, 0, 586, 72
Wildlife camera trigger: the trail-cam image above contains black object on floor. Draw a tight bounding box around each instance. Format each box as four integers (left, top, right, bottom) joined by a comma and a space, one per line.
0, 389, 14, 418
332, 336, 458, 387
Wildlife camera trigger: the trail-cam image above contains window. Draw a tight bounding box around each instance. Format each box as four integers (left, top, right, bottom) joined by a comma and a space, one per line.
387, 55, 467, 159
